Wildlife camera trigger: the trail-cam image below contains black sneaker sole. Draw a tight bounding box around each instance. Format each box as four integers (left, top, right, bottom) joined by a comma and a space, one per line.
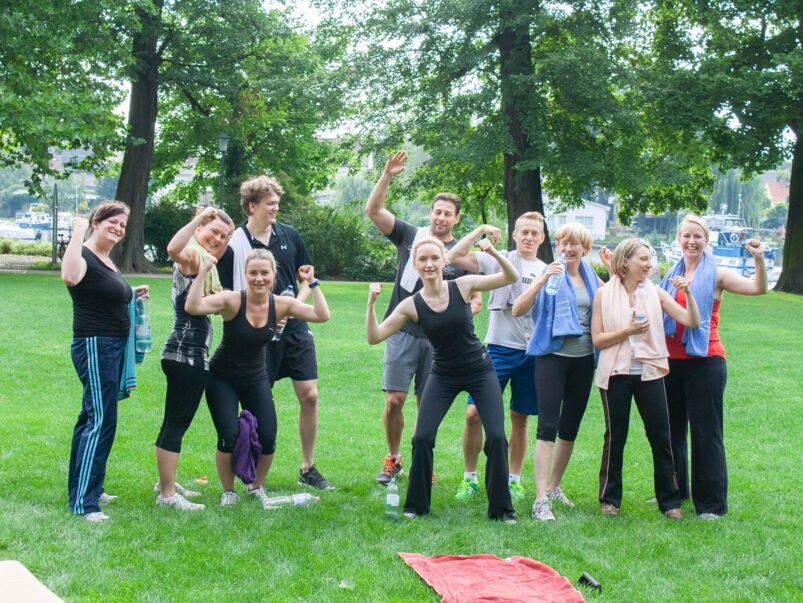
376, 468, 403, 485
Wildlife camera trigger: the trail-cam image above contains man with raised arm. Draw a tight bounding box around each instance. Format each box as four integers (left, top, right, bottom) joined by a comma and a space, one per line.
365, 151, 480, 485
445, 212, 547, 502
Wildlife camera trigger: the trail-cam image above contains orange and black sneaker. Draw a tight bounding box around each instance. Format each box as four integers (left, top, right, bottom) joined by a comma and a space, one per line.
376, 454, 403, 485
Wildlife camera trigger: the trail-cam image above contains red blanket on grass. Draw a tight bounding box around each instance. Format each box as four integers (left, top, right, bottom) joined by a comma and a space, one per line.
399, 553, 585, 603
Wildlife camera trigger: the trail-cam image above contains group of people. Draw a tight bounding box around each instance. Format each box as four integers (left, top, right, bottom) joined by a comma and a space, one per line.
62, 153, 768, 524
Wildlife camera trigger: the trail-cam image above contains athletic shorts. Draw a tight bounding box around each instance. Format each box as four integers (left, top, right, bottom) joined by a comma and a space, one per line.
468, 343, 538, 415
382, 330, 432, 397
267, 328, 318, 385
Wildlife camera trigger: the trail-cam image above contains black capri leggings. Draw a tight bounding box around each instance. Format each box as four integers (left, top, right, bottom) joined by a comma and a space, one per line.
155, 359, 208, 453
534, 353, 595, 442
205, 374, 277, 455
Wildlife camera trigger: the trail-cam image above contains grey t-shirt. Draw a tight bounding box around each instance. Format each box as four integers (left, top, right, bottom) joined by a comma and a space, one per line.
476, 251, 545, 350
555, 279, 593, 357
384, 218, 466, 339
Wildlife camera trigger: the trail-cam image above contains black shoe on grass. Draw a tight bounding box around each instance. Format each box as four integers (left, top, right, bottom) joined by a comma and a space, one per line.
298, 465, 335, 490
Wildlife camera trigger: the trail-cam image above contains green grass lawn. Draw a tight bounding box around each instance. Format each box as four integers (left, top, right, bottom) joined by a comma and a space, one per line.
0, 272, 801, 602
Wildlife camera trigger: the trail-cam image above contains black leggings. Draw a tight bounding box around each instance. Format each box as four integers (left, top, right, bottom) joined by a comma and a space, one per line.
598, 375, 681, 512
665, 356, 728, 515
404, 366, 513, 520
205, 374, 277, 455
534, 353, 595, 442
155, 359, 208, 453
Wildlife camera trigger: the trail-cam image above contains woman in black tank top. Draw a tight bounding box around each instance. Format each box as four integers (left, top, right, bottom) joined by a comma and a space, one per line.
186, 249, 330, 508
366, 236, 520, 522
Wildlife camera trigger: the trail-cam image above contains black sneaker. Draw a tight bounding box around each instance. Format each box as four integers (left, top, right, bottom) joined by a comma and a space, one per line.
376, 454, 403, 486
298, 465, 335, 490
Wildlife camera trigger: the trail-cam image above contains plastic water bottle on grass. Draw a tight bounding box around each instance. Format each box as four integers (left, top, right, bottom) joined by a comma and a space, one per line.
264, 492, 320, 509
385, 479, 401, 521
545, 254, 566, 296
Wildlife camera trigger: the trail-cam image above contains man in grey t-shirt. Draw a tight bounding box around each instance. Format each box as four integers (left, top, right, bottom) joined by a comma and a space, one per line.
365, 151, 480, 485
446, 212, 547, 502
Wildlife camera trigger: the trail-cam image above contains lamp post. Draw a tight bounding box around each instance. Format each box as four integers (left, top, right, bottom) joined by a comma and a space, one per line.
217, 134, 230, 208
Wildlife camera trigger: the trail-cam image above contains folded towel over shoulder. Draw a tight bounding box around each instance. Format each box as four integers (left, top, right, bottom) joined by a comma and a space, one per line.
661, 251, 716, 356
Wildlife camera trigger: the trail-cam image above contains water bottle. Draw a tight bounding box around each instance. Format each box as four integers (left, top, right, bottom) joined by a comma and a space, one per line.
264, 492, 320, 509
271, 285, 296, 341
134, 297, 152, 362
385, 479, 401, 521
649, 246, 661, 284
628, 282, 647, 347
545, 253, 566, 296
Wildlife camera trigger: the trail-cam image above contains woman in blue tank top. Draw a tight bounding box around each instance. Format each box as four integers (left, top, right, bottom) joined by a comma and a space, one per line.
185, 249, 330, 508
366, 236, 519, 522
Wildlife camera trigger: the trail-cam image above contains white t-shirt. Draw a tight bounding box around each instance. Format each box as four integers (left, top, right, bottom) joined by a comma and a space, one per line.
476, 251, 546, 350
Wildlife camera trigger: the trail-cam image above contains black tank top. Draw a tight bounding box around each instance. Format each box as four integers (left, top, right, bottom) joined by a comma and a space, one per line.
413, 280, 491, 376
210, 291, 276, 380
161, 266, 213, 369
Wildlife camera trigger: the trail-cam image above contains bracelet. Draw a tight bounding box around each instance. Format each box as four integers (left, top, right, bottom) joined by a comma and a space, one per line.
309, 279, 320, 289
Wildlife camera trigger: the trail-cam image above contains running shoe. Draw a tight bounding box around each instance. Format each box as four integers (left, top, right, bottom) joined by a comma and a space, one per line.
531, 497, 555, 521
157, 493, 205, 511
698, 513, 721, 521
454, 478, 480, 501
547, 486, 575, 508
99, 492, 118, 504
220, 490, 240, 507
154, 481, 201, 498
664, 508, 683, 520
376, 454, 403, 485
501, 512, 518, 525
509, 481, 526, 502
600, 503, 619, 516
298, 465, 335, 490
248, 486, 272, 509
83, 511, 110, 522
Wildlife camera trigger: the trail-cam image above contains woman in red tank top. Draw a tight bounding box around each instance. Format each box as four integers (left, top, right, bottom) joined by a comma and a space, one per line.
661, 215, 768, 519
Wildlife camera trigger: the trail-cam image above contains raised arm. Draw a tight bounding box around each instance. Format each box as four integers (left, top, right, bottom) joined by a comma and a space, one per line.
61, 217, 89, 286
276, 266, 330, 323
659, 277, 700, 328
716, 239, 769, 296
366, 283, 414, 344
511, 261, 562, 316
166, 207, 218, 273
455, 239, 517, 298
445, 225, 502, 272
365, 152, 406, 235
185, 255, 238, 317
591, 293, 648, 349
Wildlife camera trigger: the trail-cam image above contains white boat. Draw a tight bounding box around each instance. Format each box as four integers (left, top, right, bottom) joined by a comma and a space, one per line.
15, 211, 52, 229
660, 213, 777, 276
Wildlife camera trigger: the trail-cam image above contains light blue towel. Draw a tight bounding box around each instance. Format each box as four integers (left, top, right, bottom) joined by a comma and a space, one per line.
118, 289, 137, 400
527, 258, 599, 357
661, 251, 716, 357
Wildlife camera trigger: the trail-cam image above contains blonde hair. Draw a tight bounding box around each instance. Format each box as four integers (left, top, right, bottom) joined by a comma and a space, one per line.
240, 176, 285, 215
677, 214, 710, 242
554, 222, 593, 253
514, 211, 545, 231
610, 238, 651, 279
244, 249, 277, 291
412, 236, 446, 259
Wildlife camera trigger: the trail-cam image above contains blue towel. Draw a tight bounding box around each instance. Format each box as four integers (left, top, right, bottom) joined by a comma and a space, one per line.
118, 289, 137, 400
527, 258, 599, 357
661, 251, 716, 357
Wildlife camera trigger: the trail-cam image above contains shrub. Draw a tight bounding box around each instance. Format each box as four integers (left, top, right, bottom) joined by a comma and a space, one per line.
0, 238, 50, 256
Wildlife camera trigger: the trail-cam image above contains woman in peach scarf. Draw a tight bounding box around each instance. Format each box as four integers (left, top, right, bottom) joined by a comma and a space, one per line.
591, 239, 700, 519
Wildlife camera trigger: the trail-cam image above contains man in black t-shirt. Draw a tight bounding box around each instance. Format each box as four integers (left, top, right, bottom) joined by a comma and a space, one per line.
365, 151, 479, 485
219, 175, 334, 491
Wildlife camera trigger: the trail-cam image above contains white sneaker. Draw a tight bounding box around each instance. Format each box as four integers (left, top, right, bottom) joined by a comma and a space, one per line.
84, 511, 110, 522
699, 512, 721, 521
156, 493, 205, 511
154, 481, 201, 498
547, 486, 575, 508
99, 492, 118, 504
220, 490, 240, 507
247, 486, 271, 509
531, 497, 555, 521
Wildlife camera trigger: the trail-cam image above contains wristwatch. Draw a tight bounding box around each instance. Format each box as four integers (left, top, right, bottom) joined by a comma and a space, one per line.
309, 279, 320, 289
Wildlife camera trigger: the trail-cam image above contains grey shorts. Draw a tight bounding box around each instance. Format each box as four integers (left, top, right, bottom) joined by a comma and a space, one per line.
382, 330, 432, 397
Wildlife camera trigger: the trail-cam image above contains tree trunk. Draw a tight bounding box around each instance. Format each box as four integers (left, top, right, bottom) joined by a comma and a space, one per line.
497, 11, 551, 262
776, 132, 802, 294
114, 4, 162, 273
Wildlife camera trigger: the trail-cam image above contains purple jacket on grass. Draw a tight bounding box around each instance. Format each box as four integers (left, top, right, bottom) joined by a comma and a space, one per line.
232, 410, 261, 484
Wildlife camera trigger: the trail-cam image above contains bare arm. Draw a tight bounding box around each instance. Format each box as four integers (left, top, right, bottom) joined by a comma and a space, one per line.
659, 278, 700, 328
456, 239, 518, 298
365, 152, 406, 235
185, 256, 239, 318
470, 290, 482, 316
61, 217, 89, 286
276, 266, 330, 323
716, 239, 768, 296
591, 293, 648, 349
167, 207, 218, 273
366, 283, 414, 344
511, 261, 562, 316
445, 225, 501, 272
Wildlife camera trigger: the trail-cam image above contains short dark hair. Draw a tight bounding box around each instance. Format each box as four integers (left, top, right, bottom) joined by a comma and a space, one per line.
87, 201, 129, 235
431, 192, 461, 214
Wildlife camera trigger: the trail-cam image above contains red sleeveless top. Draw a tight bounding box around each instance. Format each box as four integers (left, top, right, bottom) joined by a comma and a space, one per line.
665, 288, 726, 360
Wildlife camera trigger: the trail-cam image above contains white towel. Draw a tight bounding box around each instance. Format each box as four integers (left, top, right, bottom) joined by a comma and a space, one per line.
230, 227, 252, 291
400, 226, 432, 292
